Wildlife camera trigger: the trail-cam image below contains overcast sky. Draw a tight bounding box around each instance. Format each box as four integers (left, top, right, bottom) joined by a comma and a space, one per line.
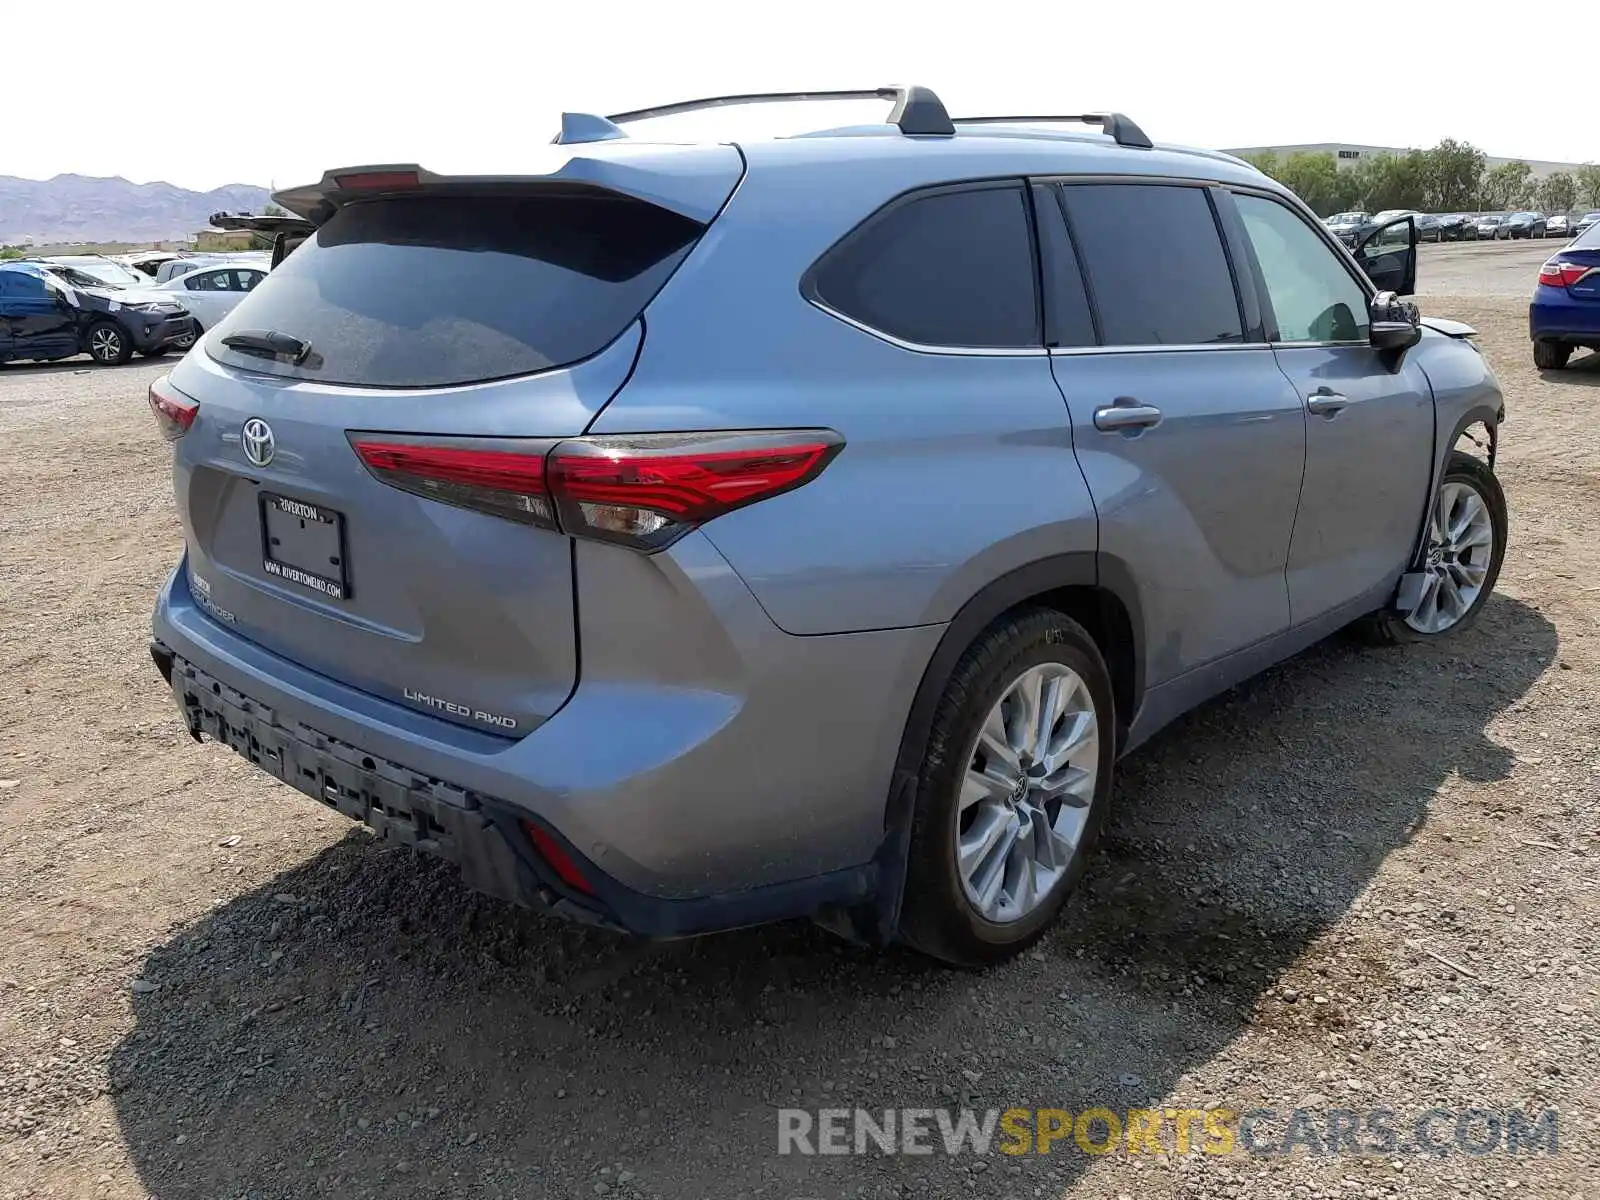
9, 1, 1589, 192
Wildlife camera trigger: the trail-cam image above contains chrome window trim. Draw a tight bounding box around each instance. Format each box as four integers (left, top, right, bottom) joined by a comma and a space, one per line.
805, 299, 1048, 356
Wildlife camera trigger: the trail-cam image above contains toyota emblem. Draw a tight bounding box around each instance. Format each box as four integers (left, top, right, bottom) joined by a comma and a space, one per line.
241, 418, 275, 468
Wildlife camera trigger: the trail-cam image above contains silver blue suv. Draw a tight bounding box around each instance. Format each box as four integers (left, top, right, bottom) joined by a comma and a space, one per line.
148, 87, 1507, 965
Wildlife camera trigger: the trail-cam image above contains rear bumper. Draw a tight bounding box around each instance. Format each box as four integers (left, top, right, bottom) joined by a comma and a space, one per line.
150, 543, 941, 936
1530, 290, 1600, 344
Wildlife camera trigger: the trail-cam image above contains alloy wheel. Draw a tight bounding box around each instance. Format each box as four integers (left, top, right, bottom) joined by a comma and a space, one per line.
1405, 480, 1495, 634
90, 327, 123, 363
955, 663, 1099, 924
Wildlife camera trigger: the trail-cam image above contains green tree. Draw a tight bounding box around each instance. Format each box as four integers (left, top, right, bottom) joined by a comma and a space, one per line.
1273, 152, 1349, 216
1417, 138, 1486, 212
0, 246, 23, 260
1537, 172, 1577, 215
1480, 161, 1534, 210
1575, 164, 1600, 208
249, 203, 288, 252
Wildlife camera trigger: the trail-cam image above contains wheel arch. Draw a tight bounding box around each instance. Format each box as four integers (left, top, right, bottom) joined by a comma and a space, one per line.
848, 553, 1145, 946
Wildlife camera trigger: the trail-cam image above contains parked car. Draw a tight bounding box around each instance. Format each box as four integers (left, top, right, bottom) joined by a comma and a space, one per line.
1577, 211, 1600, 236
1474, 213, 1507, 240
26, 254, 147, 289
153, 263, 268, 346
1503, 211, 1547, 239
1324, 210, 1372, 247
0, 262, 196, 365
1434, 213, 1475, 241
1544, 213, 1574, 239
1530, 216, 1600, 369
147, 89, 1506, 966
1415, 213, 1441, 242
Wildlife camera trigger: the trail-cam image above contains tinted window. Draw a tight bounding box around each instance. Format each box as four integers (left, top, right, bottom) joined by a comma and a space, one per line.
208, 193, 704, 387
185, 271, 229, 291
1235, 194, 1369, 343
239, 270, 265, 291
1061, 184, 1244, 346
810, 184, 1038, 348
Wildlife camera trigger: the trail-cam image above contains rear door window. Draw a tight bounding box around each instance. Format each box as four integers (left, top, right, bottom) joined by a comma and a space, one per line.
207, 192, 704, 388
1059, 183, 1245, 346
807, 183, 1040, 348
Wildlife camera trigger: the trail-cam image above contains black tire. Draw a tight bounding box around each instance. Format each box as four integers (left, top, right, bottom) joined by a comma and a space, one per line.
1534, 340, 1572, 370
174, 321, 201, 350
897, 608, 1116, 967
85, 320, 133, 366
1358, 451, 1507, 645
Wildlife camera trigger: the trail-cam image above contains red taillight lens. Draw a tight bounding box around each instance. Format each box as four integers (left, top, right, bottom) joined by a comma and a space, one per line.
521, 820, 595, 895
1540, 261, 1592, 289
333, 170, 420, 190
352, 439, 557, 528
549, 433, 843, 550
148, 376, 198, 440
350, 430, 843, 551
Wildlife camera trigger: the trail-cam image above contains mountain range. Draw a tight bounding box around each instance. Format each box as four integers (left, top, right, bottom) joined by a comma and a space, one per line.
0, 174, 273, 245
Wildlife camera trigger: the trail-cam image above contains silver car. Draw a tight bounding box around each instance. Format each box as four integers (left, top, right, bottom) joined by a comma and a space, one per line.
148, 87, 1508, 965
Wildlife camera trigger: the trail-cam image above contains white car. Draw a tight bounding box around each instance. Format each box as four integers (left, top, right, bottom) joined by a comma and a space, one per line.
153, 263, 269, 345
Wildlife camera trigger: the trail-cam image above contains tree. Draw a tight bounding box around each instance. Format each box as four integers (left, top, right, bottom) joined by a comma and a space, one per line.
1272, 152, 1350, 216
1418, 138, 1486, 212
249, 203, 288, 252
1480, 161, 1534, 210
1537, 172, 1577, 215
1576, 164, 1600, 209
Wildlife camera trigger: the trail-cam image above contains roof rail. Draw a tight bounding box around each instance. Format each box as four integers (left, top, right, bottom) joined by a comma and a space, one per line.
599, 85, 955, 138
951, 112, 1154, 150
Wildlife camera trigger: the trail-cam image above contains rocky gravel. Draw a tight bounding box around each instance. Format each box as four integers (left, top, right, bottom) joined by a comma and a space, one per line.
2, 275, 1597, 1199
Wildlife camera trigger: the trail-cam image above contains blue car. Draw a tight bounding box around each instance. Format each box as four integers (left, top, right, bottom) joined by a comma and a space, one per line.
1531, 218, 1600, 369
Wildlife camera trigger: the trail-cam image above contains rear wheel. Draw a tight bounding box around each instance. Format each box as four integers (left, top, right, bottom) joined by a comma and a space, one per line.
1360, 451, 1506, 644
85, 321, 132, 366
1534, 340, 1572, 370
174, 321, 200, 350
898, 609, 1115, 967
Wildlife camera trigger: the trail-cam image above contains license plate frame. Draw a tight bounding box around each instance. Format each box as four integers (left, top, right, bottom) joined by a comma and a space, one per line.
259, 492, 350, 600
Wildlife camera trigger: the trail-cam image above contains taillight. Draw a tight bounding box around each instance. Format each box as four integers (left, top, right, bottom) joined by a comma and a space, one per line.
521, 820, 595, 895
352, 438, 557, 528
148, 375, 198, 440
1540, 261, 1592, 289
350, 430, 843, 551
548, 432, 843, 550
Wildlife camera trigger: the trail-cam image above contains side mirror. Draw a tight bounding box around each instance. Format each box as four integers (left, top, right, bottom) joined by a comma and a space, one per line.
1354, 215, 1418, 296
1369, 290, 1421, 354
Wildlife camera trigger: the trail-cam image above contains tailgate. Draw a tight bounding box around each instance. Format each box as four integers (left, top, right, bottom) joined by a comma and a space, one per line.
163, 171, 733, 735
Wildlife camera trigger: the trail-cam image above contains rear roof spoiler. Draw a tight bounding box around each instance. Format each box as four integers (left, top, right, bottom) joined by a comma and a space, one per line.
269, 145, 743, 226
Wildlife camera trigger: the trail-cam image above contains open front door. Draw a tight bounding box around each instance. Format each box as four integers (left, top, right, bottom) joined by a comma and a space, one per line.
1354, 215, 1418, 296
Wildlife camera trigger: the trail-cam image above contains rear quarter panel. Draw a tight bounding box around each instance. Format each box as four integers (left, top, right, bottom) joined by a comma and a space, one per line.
589, 149, 1099, 636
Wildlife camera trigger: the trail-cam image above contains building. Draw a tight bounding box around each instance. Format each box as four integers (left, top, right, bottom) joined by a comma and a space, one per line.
194, 228, 254, 251
1222, 143, 1587, 181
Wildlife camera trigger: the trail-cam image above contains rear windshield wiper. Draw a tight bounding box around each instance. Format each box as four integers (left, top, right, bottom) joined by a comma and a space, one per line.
221, 329, 312, 365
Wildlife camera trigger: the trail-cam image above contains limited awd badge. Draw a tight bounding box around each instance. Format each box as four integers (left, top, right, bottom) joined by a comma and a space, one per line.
242, 418, 275, 468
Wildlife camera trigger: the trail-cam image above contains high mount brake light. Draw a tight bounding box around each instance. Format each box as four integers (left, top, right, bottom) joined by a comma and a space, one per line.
148, 376, 198, 440
349, 431, 843, 551
1539, 261, 1592, 289
333, 170, 421, 191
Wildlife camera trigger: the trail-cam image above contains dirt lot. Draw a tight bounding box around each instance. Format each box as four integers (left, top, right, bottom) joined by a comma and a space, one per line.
2, 242, 1597, 1200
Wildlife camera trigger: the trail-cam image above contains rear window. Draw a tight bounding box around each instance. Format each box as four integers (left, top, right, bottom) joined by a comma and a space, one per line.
207, 192, 703, 388
1573, 220, 1600, 249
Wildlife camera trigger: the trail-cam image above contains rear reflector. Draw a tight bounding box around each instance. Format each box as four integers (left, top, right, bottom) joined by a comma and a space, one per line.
333, 170, 421, 191
148, 375, 198, 440
1540, 261, 1593, 289
350, 430, 843, 551
521, 821, 595, 895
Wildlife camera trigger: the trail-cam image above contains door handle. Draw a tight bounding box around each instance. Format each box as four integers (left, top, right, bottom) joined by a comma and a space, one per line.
1093, 398, 1164, 432
1306, 391, 1351, 417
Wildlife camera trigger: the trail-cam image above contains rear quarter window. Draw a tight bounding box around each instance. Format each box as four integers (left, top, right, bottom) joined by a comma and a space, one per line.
807, 183, 1040, 348
207, 192, 704, 388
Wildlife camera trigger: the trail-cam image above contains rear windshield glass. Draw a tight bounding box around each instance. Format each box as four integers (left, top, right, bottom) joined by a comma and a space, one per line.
207, 192, 703, 388
1573, 221, 1600, 249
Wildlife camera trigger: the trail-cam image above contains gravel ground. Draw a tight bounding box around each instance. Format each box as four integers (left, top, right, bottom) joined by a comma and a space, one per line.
2, 263, 1597, 1199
